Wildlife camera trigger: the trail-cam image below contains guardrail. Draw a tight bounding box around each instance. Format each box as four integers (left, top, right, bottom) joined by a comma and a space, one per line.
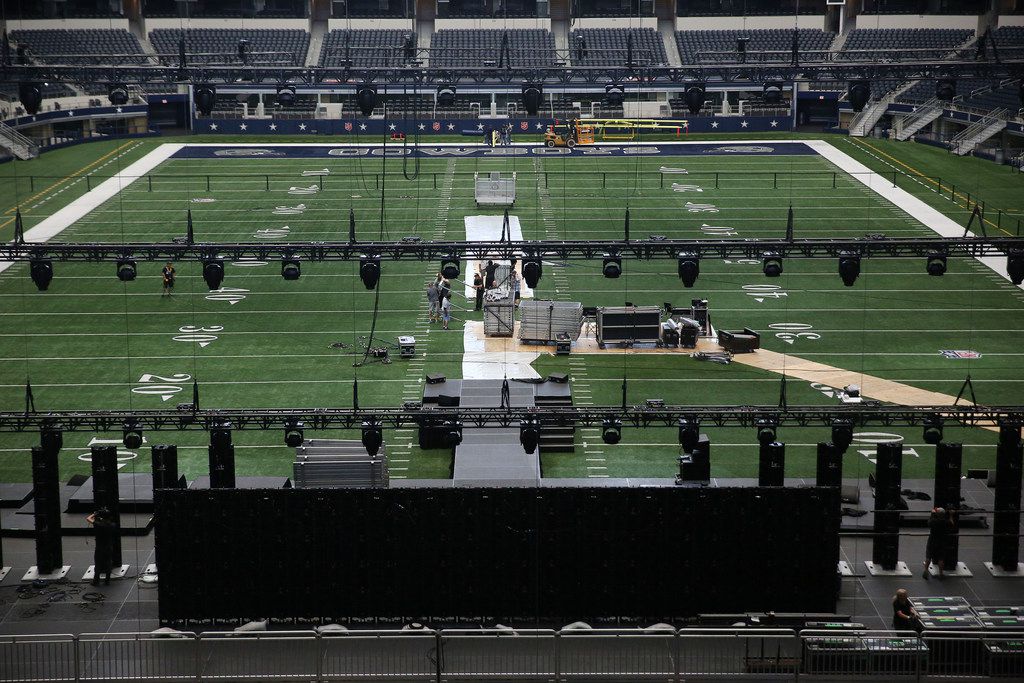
3, 628, 1023, 682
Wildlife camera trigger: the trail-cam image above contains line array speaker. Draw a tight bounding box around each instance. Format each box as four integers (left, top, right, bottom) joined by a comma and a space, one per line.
152, 444, 180, 489
872, 442, 903, 570
91, 445, 122, 566
31, 445, 63, 574
993, 439, 1023, 571
816, 442, 842, 488
759, 442, 785, 487
934, 442, 962, 567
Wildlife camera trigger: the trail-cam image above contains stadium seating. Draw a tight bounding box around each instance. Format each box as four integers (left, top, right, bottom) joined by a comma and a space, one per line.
675, 29, 834, 64
896, 77, 992, 104
679, 0, 821, 15
958, 80, 1024, 116
994, 26, 1024, 60
319, 30, 413, 67
841, 28, 974, 60
431, 29, 555, 68
150, 29, 310, 66
569, 28, 667, 66
10, 29, 145, 64
444, 0, 538, 17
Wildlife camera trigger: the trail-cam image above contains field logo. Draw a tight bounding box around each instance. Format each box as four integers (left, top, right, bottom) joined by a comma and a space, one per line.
940, 350, 981, 359
432, 121, 441, 131
213, 148, 283, 157
520, 121, 529, 130
685, 202, 719, 213
191, 198, 216, 203
344, 122, 353, 131
709, 145, 775, 154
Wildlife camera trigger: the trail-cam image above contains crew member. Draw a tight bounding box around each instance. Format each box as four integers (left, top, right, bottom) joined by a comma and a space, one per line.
511, 268, 522, 305
161, 262, 175, 297
484, 260, 498, 289
923, 506, 954, 579
441, 293, 452, 331
87, 506, 117, 586
426, 279, 440, 323
473, 269, 484, 311
892, 589, 924, 633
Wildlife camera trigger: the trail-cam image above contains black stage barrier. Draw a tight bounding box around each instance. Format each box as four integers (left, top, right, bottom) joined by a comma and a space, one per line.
155, 486, 840, 626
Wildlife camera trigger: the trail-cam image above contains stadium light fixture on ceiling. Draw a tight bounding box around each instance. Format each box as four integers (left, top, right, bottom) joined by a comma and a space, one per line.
684, 82, 706, 115
359, 255, 381, 289
202, 258, 225, 290
436, 84, 457, 108
30, 258, 53, 291
838, 252, 860, 287
762, 81, 784, 105
847, 80, 871, 113
935, 79, 956, 102
678, 417, 700, 451
602, 417, 623, 445
18, 82, 43, 116
116, 258, 137, 282
926, 251, 947, 276
281, 257, 301, 281
519, 417, 540, 454
522, 256, 542, 288
1008, 249, 1024, 285
284, 419, 304, 447
441, 256, 460, 280
194, 85, 217, 116
442, 420, 463, 447
108, 84, 129, 106
755, 418, 777, 446
761, 251, 783, 278
122, 421, 143, 449
677, 252, 699, 288
356, 85, 378, 117
361, 420, 383, 457
602, 253, 622, 279
923, 416, 944, 445
276, 86, 296, 107
830, 418, 853, 452
521, 83, 543, 117
604, 83, 625, 106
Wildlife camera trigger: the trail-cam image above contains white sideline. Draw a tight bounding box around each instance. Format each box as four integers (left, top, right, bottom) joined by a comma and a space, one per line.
806, 139, 1022, 290
0, 143, 184, 276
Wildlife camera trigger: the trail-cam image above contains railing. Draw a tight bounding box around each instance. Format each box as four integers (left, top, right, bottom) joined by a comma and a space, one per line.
0, 120, 40, 159
949, 108, 1008, 155
6, 628, 1023, 682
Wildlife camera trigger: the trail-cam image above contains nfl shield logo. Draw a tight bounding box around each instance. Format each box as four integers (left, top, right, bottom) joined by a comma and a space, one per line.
432, 121, 441, 131
344, 122, 352, 131
940, 350, 981, 359
520, 121, 528, 130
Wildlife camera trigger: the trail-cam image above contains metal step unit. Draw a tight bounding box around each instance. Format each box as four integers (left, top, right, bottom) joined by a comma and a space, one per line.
293, 439, 388, 488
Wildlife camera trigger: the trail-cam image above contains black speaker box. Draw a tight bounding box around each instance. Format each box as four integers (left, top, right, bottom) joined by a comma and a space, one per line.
993, 441, 1023, 571
872, 442, 903, 569
759, 442, 785, 487
91, 445, 123, 566
209, 444, 236, 489
425, 373, 446, 384
934, 442, 963, 567
31, 446, 63, 573
548, 373, 568, 383
152, 444, 180, 490
437, 393, 460, 407
816, 442, 842, 488
678, 435, 711, 483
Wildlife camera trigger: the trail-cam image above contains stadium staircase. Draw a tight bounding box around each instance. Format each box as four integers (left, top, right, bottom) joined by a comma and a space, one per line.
0, 122, 40, 160
307, 19, 327, 66
659, 18, 682, 66
417, 20, 433, 67
949, 109, 1008, 155
894, 97, 944, 141
848, 92, 896, 137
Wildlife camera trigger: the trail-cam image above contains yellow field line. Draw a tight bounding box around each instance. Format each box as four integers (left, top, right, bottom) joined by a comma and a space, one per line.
852, 138, 1013, 237
0, 140, 138, 232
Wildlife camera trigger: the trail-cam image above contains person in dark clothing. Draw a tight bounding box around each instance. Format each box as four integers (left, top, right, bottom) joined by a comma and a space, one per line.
87, 506, 117, 586
473, 270, 484, 311
893, 589, 924, 632
924, 506, 954, 579
484, 260, 498, 290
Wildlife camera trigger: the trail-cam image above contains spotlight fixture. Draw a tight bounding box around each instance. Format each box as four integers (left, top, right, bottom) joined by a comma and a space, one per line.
284, 419, 304, 448
18, 82, 43, 115
40, 425, 63, 454
108, 83, 129, 106
763, 81, 784, 105
923, 416, 943, 445
520, 417, 541, 454
677, 252, 700, 287
359, 255, 381, 289
847, 80, 871, 112
30, 258, 53, 291
122, 421, 143, 449
604, 83, 625, 106
830, 418, 853, 452
926, 251, 948, 277
755, 418, 777, 446
1008, 249, 1024, 285
602, 253, 622, 279
762, 252, 783, 278
838, 252, 860, 287
356, 85, 378, 116
202, 258, 225, 290
194, 84, 217, 116
281, 258, 301, 280
441, 257, 460, 280
442, 420, 463, 447
678, 417, 700, 452
361, 420, 383, 457
522, 257, 542, 288
602, 417, 622, 445
521, 83, 543, 116
935, 78, 956, 102
116, 258, 137, 282
276, 86, 296, 107
436, 84, 456, 108
684, 82, 706, 115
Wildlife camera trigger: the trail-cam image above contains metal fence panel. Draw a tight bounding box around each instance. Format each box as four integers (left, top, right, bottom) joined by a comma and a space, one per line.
440, 629, 556, 681
558, 630, 676, 681
922, 630, 1021, 679
0, 635, 77, 683
678, 629, 799, 679
78, 633, 198, 682
199, 631, 320, 681
321, 630, 438, 681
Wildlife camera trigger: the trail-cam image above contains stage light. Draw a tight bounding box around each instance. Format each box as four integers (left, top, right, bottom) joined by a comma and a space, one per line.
763, 81, 784, 105
122, 421, 143, 449
831, 418, 853, 452
684, 83, 706, 115
276, 86, 296, 106
108, 84, 129, 106
935, 79, 956, 101
281, 258, 301, 280
677, 252, 699, 287
848, 80, 871, 112
1008, 249, 1024, 285
40, 425, 63, 454
923, 416, 943, 445
441, 256, 460, 280
762, 251, 783, 278
605, 83, 625, 106
756, 418, 777, 446
678, 417, 700, 452
360, 255, 381, 289
522, 257, 542, 288
437, 85, 456, 107
838, 252, 860, 287
18, 82, 42, 115
202, 258, 225, 290
602, 417, 622, 445
361, 420, 383, 456
521, 83, 543, 116
442, 420, 463, 447
211, 423, 232, 449
520, 417, 540, 454
284, 420, 304, 447
927, 251, 948, 276
30, 258, 53, 291
356, 85, 378, 116
602, 253, 621, 279
194, 84, 217, 116
116, 258, 137, 282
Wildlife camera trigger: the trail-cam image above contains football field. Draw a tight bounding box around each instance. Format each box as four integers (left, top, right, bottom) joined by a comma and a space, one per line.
1, 136, 1022, 485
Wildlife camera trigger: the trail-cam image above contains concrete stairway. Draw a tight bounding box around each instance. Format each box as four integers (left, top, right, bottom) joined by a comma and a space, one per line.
950, 109, 1008, 155
894, 97, 944, 141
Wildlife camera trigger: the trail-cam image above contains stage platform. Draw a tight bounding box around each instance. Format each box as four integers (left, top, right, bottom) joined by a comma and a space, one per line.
451, 379, 541, 483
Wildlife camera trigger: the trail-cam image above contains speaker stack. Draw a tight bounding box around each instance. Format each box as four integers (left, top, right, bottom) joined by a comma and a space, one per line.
209, 425, 236, 488
677, 435, 710, 484
816, 442, 842, 488
91, 445, 123, 567
871, 442, 903, 571
152, 444, 180, 490
992, 424, 1023, 573
934, 442, 963, 568
30, 445, 64, 576
758, 442, 785, 487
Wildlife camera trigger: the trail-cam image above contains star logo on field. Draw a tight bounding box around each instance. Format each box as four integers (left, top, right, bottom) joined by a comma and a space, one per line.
388, 123, 396, 130
269, 123, 277, 130
740, 120, 749, 128
477, 123, 485, 130
359, 123, 367, 131
239, 123, 247, 131
298, 123, 307, 131
115, 107, 123, 113
210, 123, 218, 130
418, 123, 426, 130
447, 123, 455, 130
710, 121, 719, 129
769, 120, 778, 128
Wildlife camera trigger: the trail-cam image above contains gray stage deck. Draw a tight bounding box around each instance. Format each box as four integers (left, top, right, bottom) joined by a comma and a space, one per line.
452, 379, 540, 483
